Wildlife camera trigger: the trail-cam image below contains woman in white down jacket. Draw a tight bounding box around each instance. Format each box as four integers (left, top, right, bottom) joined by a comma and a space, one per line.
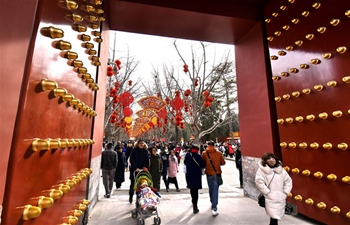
255, 153, 292, 225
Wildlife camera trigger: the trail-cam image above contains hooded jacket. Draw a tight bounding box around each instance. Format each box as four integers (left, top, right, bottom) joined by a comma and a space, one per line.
202, 145, 225, 175
255, 161, 292, 220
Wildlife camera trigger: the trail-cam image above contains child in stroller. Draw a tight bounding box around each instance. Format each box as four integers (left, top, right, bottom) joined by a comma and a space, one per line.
136, 179, 161, 213
132, 170, 162, 225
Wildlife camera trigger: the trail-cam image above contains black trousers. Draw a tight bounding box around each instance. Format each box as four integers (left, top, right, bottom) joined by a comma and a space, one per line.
190, 189, 199, 207
238, 166, 243, 186
162, 172, 169, 189
270, 218, 278, 225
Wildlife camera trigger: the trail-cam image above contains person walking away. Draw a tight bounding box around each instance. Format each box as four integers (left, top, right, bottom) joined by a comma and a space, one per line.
255, 152, 292, 225
184, 145, 206, 214
202, 141, 226, 216
125, 141, 133, 172
167, 150, 180, 192
128, 140, 149, 203
159, 148, 170, 192
114, 145, 125, 190
235, 146, 243, 188
101, 143, 118, 198
149, 147, 162, 191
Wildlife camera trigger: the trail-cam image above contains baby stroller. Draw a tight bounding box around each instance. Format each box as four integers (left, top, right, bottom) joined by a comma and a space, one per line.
131, 170, 161, 225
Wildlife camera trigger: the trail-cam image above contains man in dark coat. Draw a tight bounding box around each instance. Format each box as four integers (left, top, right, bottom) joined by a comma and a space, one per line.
101, 143, 118, 198
184, 145, 206, 214
128, 140, 149, 203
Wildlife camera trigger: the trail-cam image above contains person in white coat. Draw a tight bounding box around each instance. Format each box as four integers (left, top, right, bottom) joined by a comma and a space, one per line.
255, 153, 292, 225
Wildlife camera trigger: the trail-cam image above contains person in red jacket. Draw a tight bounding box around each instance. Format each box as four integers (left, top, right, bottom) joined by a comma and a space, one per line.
202, 141, 226, 216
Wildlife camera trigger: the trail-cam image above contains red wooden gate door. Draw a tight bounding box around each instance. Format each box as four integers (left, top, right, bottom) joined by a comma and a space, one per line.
2, 0, 105, 224
265, 1, 350, 224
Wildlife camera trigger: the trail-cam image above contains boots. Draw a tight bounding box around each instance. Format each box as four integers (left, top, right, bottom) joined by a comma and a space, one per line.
193, 205, 199, 214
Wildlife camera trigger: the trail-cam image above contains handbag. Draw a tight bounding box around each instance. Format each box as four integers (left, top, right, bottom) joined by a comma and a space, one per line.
190, 153, 205, 175
207, 152, 223, 186
258, 172, 275, 208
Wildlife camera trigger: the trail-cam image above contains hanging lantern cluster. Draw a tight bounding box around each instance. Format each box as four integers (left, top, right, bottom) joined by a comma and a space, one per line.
203, 90, 214, 108
183, 64, 189, 73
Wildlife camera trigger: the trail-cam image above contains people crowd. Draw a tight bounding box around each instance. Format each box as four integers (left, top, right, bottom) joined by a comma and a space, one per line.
101, 138, 291, 223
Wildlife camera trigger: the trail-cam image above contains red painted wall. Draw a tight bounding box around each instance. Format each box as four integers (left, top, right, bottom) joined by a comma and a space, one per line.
235, 22, 280, 159
0, 0, 39, 206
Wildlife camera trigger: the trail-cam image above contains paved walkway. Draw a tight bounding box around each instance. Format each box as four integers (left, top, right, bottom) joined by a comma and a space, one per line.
87, 157, 323, 225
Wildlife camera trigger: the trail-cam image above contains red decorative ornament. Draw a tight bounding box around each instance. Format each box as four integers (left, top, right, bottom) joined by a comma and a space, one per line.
184, 89, 191, 96
157, 108, 167, 119
113, 95, 119, 103
195, 78, 199, 86
128, 80, 132, 86
119, 91, 134, 107
123, 106, 133, 117
183, 64, 189, 73
110, 118, 117, 123
107, 71, 114, 77
170, 95, 184, 111
203, 101, 211, 108
165, 97, 170, 104
115, 59, 122, 70
114, 81, 120, 87
107, 65, 113, 71
203, 90, 210, 98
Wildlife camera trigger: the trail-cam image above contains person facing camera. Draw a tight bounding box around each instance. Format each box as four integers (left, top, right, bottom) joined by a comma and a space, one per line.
128, 140, 149, 203
255, 152, 293, 225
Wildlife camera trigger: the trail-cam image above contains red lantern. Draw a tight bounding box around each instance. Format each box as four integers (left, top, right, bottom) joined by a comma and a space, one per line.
183, 64, 189, 73
114, 81, 120, 87
184, 89, 191, 96
203, 101, 211, 108
119, 91, 134, 107
111, 113, 117, 119
123, 106, 133, 117
195, 78, 199, 86
128, 80, 132, 86
203, 90, 210, 98
110, 118, 117, 123
107, 66, 113, 71
107, 71, 114, 76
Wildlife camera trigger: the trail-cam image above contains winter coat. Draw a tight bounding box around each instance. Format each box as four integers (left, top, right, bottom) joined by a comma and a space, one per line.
160, 152, 169, 175
101, 149, 118, 170
235, 149, 242, 169
202, 145, 226, 175
167, 155, 178, 178
129, 147, 149, 179
114, 151, 125, 183
255, 161, 293, 220
149, 154, 162, 190
184, 151, 206, 189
